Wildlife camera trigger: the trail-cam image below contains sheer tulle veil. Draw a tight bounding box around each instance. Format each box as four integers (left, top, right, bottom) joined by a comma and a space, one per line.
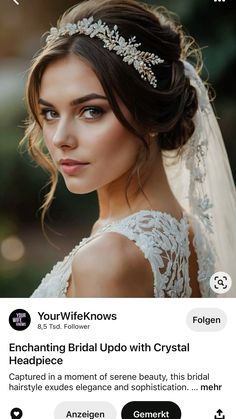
163, 61, 236, 297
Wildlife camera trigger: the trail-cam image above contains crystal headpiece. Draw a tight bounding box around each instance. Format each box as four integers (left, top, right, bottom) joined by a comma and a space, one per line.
46, 16, 164, 88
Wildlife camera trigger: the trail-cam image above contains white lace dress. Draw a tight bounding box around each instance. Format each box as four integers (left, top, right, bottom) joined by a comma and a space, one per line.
31, 210, 215, 298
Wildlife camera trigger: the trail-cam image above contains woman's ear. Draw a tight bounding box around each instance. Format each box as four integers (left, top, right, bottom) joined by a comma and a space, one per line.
149, 131, 158, 139
147, 131, 158, 146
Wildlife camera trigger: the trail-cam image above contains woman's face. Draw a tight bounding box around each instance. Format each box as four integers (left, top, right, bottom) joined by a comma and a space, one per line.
38, 54, 142, 194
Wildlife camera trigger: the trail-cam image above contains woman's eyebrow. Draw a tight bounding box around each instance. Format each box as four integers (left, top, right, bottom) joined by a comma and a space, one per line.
71, 93, 108, 105
38, 93, 108, 107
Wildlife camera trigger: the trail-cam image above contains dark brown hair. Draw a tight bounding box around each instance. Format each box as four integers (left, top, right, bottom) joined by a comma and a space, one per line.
23, 0, 201, 226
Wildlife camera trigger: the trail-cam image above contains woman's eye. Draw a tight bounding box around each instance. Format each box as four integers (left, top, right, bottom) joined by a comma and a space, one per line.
81, 107, 103, 120
39, 107, 103, 122
40, 109, 59, 121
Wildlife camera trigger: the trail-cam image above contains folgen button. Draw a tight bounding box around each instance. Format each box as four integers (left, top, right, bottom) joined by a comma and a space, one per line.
121, 402, 181, 419
187, 308, 227, 332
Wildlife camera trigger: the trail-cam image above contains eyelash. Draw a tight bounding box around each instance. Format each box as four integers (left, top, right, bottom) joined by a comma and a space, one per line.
39, 109, 58, 121
39, 106, 104, 122
82, 106, 104, 120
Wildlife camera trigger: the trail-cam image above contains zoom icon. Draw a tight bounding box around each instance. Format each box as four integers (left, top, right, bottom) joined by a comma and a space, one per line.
210, 272, 232, 294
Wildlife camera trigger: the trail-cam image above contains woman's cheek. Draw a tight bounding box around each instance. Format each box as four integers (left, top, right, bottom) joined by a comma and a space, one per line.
91, 123, 129, 156
43, 128, 54, 154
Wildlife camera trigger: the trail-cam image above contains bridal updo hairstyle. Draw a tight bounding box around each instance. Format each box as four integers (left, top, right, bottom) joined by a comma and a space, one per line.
24, 0, 200, 224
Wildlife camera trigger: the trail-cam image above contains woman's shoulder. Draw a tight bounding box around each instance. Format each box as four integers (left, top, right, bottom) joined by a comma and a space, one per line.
71, 231, 154, 297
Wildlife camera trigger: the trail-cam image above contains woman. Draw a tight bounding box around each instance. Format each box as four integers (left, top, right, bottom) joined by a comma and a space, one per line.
24, 0, 236, 298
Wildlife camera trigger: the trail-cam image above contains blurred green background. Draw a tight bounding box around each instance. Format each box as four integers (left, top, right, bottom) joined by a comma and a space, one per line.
0, 0, 235, 297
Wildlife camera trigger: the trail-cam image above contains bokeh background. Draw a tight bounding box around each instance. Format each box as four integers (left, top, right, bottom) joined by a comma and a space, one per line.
0, 0, 235, 297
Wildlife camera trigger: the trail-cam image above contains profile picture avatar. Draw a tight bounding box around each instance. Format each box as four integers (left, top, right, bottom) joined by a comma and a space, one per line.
9, 309, 31, 331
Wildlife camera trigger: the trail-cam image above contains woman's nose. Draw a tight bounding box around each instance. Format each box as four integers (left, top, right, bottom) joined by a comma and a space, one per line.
52, 119, 78, 149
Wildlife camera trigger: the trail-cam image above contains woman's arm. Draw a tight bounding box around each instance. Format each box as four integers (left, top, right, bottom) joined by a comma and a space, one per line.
71, 232, 154, 297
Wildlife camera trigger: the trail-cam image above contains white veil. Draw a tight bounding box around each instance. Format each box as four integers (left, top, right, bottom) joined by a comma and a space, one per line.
163, 61, 236, 297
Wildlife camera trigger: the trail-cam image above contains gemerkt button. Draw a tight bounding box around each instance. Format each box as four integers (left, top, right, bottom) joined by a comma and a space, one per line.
55, 402, 116, 419
187, 308, 227, 331
121, 401, 181, 419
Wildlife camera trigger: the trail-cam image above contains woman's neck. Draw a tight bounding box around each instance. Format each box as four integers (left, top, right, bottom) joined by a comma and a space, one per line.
95, 145, 182, 225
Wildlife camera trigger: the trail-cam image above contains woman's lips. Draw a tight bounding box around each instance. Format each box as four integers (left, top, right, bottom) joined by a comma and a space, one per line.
59, 159, 90, 175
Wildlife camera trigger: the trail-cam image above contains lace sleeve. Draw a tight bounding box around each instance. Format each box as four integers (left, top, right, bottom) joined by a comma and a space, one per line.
104, 210, 192, 298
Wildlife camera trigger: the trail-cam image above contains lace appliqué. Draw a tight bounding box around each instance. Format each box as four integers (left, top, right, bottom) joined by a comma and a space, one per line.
30, 238, 90, 298
31, 210, 215, 298
182, 61, 214, 234
190, 216, 216, 297
104, 210, 191, 298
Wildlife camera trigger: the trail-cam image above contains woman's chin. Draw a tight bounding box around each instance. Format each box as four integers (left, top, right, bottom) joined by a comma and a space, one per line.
64, 180, 95, 195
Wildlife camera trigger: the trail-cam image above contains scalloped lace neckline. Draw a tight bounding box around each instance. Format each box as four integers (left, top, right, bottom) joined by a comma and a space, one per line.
91, 209, 187, 236
31, 208, 215, 298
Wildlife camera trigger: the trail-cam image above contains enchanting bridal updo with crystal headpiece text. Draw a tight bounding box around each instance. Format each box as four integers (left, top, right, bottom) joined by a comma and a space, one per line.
25, 0, 200, 223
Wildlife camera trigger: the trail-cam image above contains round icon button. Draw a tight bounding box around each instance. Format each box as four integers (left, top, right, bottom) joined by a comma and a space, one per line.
9, 309, 31, 331
210, 272, 232, 294
10, 408, 23, 419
